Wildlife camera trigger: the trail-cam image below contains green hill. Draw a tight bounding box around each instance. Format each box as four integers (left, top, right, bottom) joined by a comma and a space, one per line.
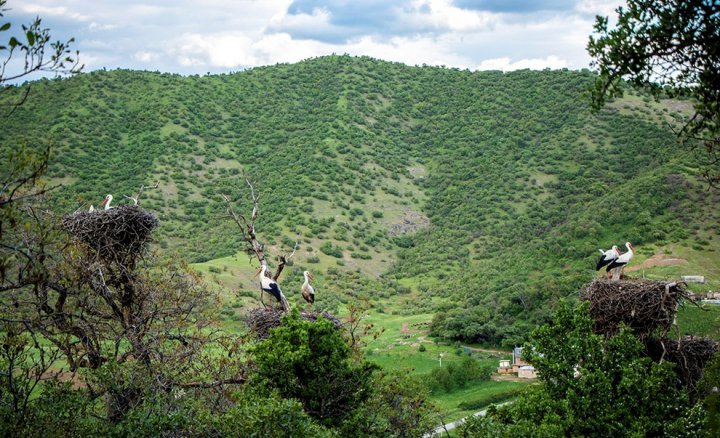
2, 55, 718, 346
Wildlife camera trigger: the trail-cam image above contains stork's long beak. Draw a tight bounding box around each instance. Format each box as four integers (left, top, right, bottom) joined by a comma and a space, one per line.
308, 272, 314, 281
253, 268, 262, 278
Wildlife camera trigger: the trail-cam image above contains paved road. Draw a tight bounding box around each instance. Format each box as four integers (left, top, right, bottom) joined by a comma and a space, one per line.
426, 402, 512, 437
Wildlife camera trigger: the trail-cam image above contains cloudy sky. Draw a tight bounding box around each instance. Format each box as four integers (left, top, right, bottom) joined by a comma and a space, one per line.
6, 0, 624, 79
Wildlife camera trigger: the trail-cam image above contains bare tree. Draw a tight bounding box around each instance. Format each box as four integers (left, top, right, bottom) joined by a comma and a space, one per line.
222, 175, 296, 310
1, 183, 247, 422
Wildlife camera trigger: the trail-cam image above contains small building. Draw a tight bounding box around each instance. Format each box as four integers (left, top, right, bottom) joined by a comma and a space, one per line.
518, 365, 538, 379
511, 347, 529, 373
681, 275, 705, 283
497, 347, 538, 376
497, 359, 513, 374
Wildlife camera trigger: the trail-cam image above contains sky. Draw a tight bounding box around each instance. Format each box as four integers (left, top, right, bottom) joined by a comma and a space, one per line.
4, 0, 624, 80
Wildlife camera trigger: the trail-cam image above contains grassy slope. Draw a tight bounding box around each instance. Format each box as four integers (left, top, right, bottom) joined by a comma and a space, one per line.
2, 55, 718, 342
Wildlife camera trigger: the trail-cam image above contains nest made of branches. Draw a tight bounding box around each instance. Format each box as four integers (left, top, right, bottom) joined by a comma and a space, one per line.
580, 278, 690, 338
246, 307, 343, 340
644, 336, 719, 395
62, 206, 159, 266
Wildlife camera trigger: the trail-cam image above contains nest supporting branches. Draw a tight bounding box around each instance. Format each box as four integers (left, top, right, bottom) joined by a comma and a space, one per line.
246, 307, 343, 340
581, 278, 719, 396
580, 278, 689, 338
645, 336, 719, 395
62, 206, 158, 266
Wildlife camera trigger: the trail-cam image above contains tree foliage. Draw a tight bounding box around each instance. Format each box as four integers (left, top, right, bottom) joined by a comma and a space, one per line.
588, 0, 720, 182
251, 310, 377, 426
0, 0, 81, 114
459, 302, 703, 437
1, 55, 717, 345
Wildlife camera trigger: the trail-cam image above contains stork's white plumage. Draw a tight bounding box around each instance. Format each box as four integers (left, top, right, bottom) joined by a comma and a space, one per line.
596, 245, 620, 271
100, 194, 114, 210
606, 242, 634, 280
301, 270, 315, 305
257, 265, 289, 312
88, 205, 95, 213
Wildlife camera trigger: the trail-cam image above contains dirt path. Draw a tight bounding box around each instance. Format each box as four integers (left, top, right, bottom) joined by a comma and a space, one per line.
626, 252, 688, 272
462, 345, 511, 355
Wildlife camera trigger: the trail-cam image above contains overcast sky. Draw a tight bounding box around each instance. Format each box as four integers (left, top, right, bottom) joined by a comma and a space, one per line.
6, 0, 624, 79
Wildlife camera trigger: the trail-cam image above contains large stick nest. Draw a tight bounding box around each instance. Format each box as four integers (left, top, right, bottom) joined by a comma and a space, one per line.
246, 307, 343, 340
62, 206, 159, 265
580, 278, 689, 338
644, 336, 719, 395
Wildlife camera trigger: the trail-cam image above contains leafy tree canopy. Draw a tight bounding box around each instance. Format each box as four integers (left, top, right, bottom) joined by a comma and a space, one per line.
588, 0, 720, 181
459, 302, 703, 437
251, 310, 377, 426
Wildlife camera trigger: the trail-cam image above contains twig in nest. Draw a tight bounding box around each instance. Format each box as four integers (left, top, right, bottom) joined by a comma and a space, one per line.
62, 206, 158, 268
245, 307, 343, 340
580, 278, 690, 339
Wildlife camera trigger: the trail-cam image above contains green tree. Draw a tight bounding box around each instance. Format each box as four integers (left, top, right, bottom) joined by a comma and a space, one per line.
251, 310, 377, 426
340, 372, 436, 437
588, 0, 720, 182
459, 302, 701, 437
1, 0, 81, 112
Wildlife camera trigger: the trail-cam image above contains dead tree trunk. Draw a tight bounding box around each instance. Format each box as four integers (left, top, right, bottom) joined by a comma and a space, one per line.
222, 176, 296, 312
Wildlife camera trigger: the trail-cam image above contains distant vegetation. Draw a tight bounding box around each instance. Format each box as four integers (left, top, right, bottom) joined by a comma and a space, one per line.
1, 55, 718, 347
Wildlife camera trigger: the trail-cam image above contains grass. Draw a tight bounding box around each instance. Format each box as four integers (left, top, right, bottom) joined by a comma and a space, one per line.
431, 380, 531, 423
676, 303, 720, 339
359, 300, 530, 423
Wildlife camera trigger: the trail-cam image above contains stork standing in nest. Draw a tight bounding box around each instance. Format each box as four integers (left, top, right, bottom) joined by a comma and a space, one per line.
596, 245, 620, 277
100, 194, 114, 210
301, 270, 315, 310
256, 265, 289, 312
606, 242, 634, 281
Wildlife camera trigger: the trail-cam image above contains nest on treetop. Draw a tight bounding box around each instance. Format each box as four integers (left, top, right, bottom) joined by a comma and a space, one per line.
580, 278, 690, 338
62, 206, 159, 266
644, 336, 719, 396
246, 307, 343, 340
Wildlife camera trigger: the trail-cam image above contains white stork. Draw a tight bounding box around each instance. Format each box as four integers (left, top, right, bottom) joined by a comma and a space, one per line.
100, 194, 114, 210
256, 265, 289, 312
596, 245, 620, 271
606, 242, 634, 280
88, 205, 95, 213
301, 270, 315, 307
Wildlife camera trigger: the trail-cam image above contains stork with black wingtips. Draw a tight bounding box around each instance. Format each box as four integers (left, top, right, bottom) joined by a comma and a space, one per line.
256, 264, 290, 312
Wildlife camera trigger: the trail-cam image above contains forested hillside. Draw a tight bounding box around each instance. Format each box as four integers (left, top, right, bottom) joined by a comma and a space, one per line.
2, 55, 718, 346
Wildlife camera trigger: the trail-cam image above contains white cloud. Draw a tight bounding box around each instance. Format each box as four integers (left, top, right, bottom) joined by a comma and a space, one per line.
16, 4, 90, 22
402, 0, 498, 32
88, 22, 117, 31
134, 51, 159, 63
476, 55, 568, 71
575, 0, 623, 17
8, 1, 627, 77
